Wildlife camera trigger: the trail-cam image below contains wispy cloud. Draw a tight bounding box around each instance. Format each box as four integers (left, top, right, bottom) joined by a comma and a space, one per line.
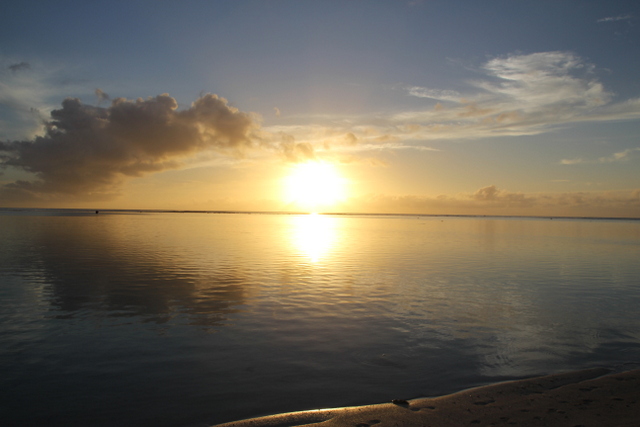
561, 147, 640, 165
8, 62, 31, 73
599, 147, 640, 162
398, 51, 620, 138
560, 158, 587, 165
95, 88, 110, 104
0, 57, 92, 140
597, 14, 633, 23
271, 51, 640, 151
406, 86, 461, 102
258, 122, 439, 169
345, 186, 640, 218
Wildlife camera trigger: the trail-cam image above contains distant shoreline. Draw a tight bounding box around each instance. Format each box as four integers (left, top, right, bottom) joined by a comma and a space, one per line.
1, 207, 639, 221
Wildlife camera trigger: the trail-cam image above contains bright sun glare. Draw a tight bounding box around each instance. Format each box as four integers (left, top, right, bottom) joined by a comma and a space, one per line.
284, 161, 346, 212
291, 214, 337, 262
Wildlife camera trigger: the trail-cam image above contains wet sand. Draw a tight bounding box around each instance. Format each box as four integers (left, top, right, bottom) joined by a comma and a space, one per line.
213, 368, 640, 427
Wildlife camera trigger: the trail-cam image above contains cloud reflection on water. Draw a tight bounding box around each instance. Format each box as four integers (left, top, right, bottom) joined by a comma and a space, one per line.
3, 214, 249, 328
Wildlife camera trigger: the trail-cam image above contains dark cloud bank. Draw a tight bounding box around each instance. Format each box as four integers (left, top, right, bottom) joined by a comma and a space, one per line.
8, 61, 31, 73
0, 93, 263, 202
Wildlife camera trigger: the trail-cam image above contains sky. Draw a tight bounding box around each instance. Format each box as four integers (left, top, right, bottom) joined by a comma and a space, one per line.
1, 0, 640, 217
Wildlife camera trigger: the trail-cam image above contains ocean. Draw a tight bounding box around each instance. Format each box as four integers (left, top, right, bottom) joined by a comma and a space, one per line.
1, 210, 639, 426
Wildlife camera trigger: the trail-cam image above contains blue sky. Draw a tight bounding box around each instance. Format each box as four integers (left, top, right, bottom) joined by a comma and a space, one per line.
1, 1, 640, 216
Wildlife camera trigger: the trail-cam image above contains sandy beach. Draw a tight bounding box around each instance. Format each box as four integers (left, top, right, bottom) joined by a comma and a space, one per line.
213, 368, 640, 427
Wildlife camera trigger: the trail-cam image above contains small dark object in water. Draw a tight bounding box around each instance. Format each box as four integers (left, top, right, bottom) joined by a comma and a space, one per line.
392, 399, 409, 405
95, 210, 99, 214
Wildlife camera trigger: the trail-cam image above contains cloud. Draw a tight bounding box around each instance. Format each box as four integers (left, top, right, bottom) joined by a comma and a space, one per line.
1, 62, 47, 139
561, 147, 640, 165
406, 86, 461, 102
264, 120, 439, 158
472, 185, 533, 206
341, 142, 439, 152
396, 51, 640, 139
95, 88, 110, 103
344, 132, 358, 145
480, 51, 606, 108
599, 147, 640, 163
597, 14, 633, 23
345, 186, 640, 218
276, 51, 640, 152
0, 57, 96, 140
472, 185, 500, 201
560, 158, 586, 165
278, 132, 316, 162
8, 62, 31, 73
0, 93, 260, 201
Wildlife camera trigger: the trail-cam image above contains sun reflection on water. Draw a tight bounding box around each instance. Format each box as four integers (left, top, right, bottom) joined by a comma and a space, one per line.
290, 213, 338, 262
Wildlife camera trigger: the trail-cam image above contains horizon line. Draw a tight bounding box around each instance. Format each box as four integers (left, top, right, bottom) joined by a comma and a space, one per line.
1, 207, 639, 221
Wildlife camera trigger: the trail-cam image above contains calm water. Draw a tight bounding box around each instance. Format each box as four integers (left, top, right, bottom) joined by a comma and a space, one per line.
1, 210, 640, 426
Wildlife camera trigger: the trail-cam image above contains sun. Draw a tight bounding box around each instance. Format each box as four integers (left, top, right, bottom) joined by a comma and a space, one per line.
284, 161, 346, 212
